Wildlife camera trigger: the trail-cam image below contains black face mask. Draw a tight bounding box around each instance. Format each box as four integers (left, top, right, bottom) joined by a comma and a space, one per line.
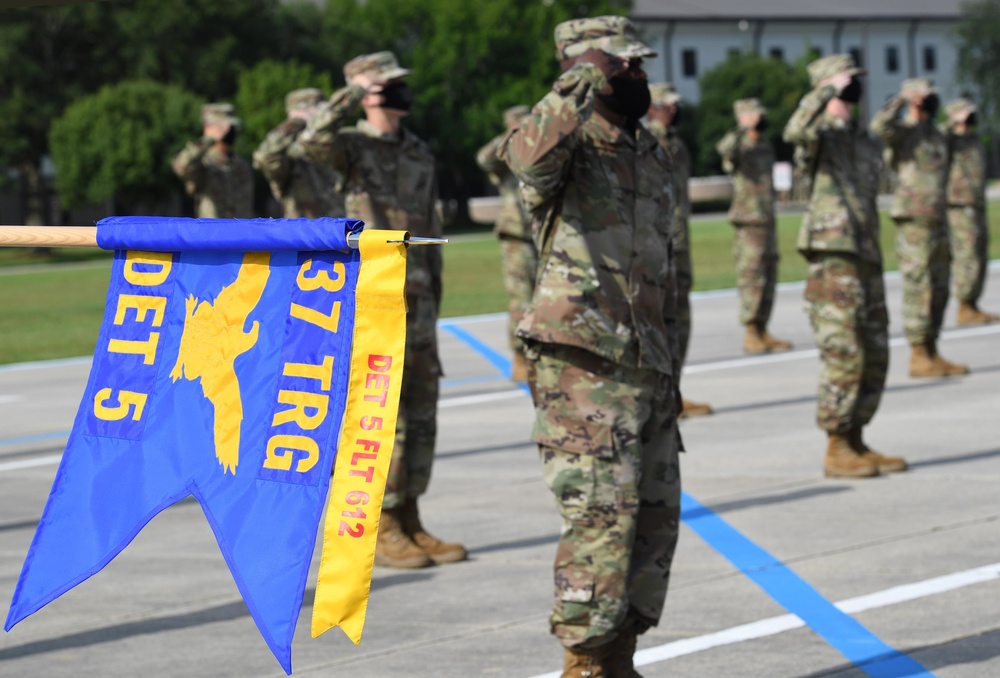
380, 82, 414, 112
966, 113, 978, 127
755, 117, 769, 132
221, 127, 238, 146
598, 76, 651, 122
838, 77, 863, 104
922, 94, 940, 117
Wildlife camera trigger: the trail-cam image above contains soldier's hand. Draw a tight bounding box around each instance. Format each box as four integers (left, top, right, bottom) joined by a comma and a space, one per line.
820, 72, 852, 95
204, 122, 230, 143
351, 72, 382, 92
578, 48, 627, 92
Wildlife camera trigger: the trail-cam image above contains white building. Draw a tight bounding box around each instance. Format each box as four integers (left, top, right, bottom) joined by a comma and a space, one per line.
633, 0, 965, 119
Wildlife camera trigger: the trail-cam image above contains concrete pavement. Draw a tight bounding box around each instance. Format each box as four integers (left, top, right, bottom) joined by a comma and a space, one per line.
1, 263, 998, 677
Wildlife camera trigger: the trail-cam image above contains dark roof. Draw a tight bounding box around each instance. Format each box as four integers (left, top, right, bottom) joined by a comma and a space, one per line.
632, 0, 962, 21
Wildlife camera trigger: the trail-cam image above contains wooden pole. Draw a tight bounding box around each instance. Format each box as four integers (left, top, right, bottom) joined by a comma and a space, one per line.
0, 226, 445, 250
0, 226, 99, 248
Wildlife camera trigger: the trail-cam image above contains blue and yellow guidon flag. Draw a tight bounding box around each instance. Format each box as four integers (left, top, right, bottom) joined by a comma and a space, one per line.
4, 217, 409, 674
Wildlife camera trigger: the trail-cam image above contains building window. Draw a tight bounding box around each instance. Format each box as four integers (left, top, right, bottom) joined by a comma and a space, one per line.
769, 47, 784, 60
682, 49, 698, 78
849, 47, 863, 68
923, 45, 937, 72
886, 46, 899, 73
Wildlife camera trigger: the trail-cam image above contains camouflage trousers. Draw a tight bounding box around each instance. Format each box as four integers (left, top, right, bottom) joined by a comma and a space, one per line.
383, 294, 442, 509
498, 234, 538, 353
948, 205, 989, 304
675, 246, 692, 367
804, 254, 889, 433
732, 221, 778, 326
895, 218, 950, 345
528, 344, 681, 649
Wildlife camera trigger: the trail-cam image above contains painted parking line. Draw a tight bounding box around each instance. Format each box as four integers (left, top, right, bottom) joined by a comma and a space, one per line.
445, 327, 934, 678
0, 455, 63, 473
528, 562, 1000, 678
678, 493, 934, 678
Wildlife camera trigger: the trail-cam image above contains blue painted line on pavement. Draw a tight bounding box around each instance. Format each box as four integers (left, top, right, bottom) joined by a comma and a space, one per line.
0, 431, 72, 448
440, 323, 531, 394
446, 324, 935, 678
680, 493, 934, 677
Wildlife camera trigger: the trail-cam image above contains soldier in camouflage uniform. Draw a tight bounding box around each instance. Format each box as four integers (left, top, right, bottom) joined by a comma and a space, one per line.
645, 82, 712, 418
871, 79, 969, 377
943, 98, 999, 326
500, 17, 682, 677
476, 105, 537, 382
253, 88, 345, 219
298, 51, 466, 569
784, 54, 908, 478
716, 98, 793, 354
172, 103, 254, 218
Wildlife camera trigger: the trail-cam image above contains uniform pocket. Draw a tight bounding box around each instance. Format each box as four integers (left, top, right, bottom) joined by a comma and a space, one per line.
537, 418, 618, 523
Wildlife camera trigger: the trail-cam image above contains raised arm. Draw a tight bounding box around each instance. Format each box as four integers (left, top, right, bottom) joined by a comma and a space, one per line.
498, 60, 609, 208
297, 84, 366, 173
252, 118, 306, 195
715, 129, 743, 174
869, 95, 907, 144
171, 136, 213, 195
475, 133, 508, 187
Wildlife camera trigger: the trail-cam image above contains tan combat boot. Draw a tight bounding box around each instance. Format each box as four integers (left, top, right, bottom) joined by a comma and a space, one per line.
511, 351, 529, 383
401, 497, 467, 564
744, 323, 793, 354
374, 508, 432, 569
849, 429, 908, 474
957, 301, 1000, 326
824, 432, 879, 478
561, 644, 612, 678
743, 324, 768, 354
680, 398, 713, 418
909, 343, 968, 377
607, 629, 643, 677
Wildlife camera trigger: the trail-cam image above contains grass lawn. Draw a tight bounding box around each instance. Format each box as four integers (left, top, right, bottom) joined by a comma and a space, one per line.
2, 204, 1000, 365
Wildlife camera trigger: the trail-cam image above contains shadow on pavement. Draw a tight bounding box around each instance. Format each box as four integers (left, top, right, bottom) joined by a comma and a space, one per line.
0, 572, 434, 661
799, 626, 1000, 677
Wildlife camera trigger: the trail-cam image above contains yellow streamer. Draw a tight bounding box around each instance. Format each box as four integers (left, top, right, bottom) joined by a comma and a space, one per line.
311, 230, 408, 642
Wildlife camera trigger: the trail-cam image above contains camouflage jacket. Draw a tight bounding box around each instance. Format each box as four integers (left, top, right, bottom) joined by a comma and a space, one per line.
253, 117, 345, 219
476, 133, 531, 240
500, 62, 679, 377
783, 85, 882, 262
171, 137, 254, 219
944, 130, 986, 208
716, 128, 775, 226
870, 96, 948, 221
646, 120, 691, 251
298, 84, 442, 307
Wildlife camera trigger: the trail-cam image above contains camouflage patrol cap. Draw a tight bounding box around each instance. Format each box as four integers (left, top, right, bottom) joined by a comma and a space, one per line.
944, 97, 977, 119
649, 83, 682, 106
734, 98, 767, 118
503, 105, 530, 128
900, 78, 936, 98
201, 103, 240, 128
807, 53, 865, 87
554, 15, 656, 61
343, 51, 411, 84
285, 88, 323, 113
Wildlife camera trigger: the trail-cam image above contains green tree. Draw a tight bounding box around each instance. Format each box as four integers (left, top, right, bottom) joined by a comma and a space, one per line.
49, 81, 204, 213
233, 59, 333, 159
957, 1, 1000, 133
695, 52, 810, 175
318, 0, 631, 223
0, 4, 116, 224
